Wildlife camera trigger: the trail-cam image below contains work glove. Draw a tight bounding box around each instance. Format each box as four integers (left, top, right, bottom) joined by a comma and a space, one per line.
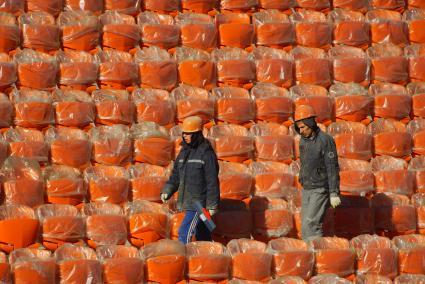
208, 209, 218, 216
330, 196, 342, 208
160, 193, 170, 203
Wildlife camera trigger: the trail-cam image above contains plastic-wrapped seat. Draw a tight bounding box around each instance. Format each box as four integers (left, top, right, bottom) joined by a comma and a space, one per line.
0, 12, 19, 53
131, 122, 173, 166
186, 241, 231, 282
395, 274, 425, 284
10, 248, 56, 284
0, 136, 8, 166
36, 204, 85, 251
220, 0, 258, 13
82, 203, 128, 248
141, 239, 185, 284
43, 165, 86, 206
253, 10, 294, 49
176, 13, 217, 51
5, 127, 48, 163
18, 11, 60, 53
93, 90, 134, 125
0, 252, 10, 283
253, 47, 294, 88
369, 119, 412, 160
97, 245, 144, 284
257, 0, 294, 11
104, 0, 140, 16
290, 10, 331, 50
408, 0, 425, 8
132, 88, 175, 128
1, 157, 44, 208
392, 234, 425, 274
370, 83, 411, 122
407, 118, 425, 156
412, 193, 425, 234
130, 163, 169, 202
14, 49, 58, 90
138, 11, 178, 52
408, 82, 425, 118
309, 274, 352, 283
354, 274, 392, 284
330, 46, 370, 86
212, 47, 256, 89
337, 159, 374, 196
0, 93, 12, 128
267, 238, 314, 280
64, 0, 103, 15
409, 156, 425, 193
0, 0, 24, 15
175, 47, 216, 90
218, 161, 252, 200
370, 0, 405, 11
181, 0, 217, 14
405, 44, 425, 84
125, 200, 170, 247
52, 89, 95, 127
227, 238, 273, 282
330, 9, 370, 49
46, 127, 91, 169
55, 244, 103, 284
333, 0, 368, 12
367, 9, 408, 47
84, 165, 130, 204
372, 193, 417, 237
143, 0, 179, 15
404, 9, 425, 44
27, 0, 63, 16
0, 205, 39, 253
0, 54, 15, 93
208, 124, 254, 163
213, 86, 255, 126
291, 47, 332, 87
135, 46, 177, 91
58, 10, 100, 52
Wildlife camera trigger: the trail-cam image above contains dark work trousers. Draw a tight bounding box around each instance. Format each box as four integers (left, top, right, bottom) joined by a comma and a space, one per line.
178, 210, 212, 244
301, 187, 330, 241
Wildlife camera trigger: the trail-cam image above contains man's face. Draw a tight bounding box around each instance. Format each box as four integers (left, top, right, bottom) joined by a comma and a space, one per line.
296, 121, 313, 138
182, 132, 192, 144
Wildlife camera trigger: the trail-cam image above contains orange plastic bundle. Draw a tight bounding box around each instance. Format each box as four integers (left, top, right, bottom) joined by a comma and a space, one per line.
18, 11, 60, 53
129, 163, 169, 202
408, 82, 425, 118
395, 274, 425, 284
96, 50, 138, 90
0, 205, 39, 253
270, 276, 306, 284
309, 274, 352, 283
330, 46, 370, 86
291, 84, 333, 125
290, 10, 331, 50
47, 127, 91, 169
290, 47, 331, 87
84, 165, 130, 204
0, 93, 12, 128
176, 13, 217, 51
36, 204, 85, 251
1, 157, 44, 208
257, 0, 294, 10
409, 156, 425, 193
99, 11, 140, 53
0, 252, 10, 283
372, 156, 415, 195
369, 119, 412, 159
330, 10, 370, 49
5, 128, 48, 163
0, 136, 8, 166
143, 0, 179, 14
370, 0, 405, 11
125, 200, 170, 247
330, 83, 373, 124
405, 44, 425, 83
354, 275, 393, 284
137, 11, 179, 51
55, 244, 102, 283
392, 234, 425, 274
0, 12, 20, 53
333, 0, 368, 12
252, 47, 294, 88
82, 203, 128, 248
212, 47, 256, 89
251, 123, 294, 162
310, 237, 356, 278
253, 10, 294, 49
131, 122, 173, 166
104, 0, 140, 15
407, 118, 425, 156
141, 239, 185, 283
15, 49, 58, 90
209, 124, 255, 163
296, 0, 330, 11
218, 161, 252, 200
43, 165, 86, 206
220, 0, 258, 13
412, 193, 425, 234
181, 0, 218, 14
186, 241, 232, 282
250, 197, 294, 241
350, 234, 398, 279
267, 238, 314, 280
328, 122, 372, 161
135, 46, 178, 90
0, 0, 25, 15
96, 245, 144, 284
366, 9, 408, 47
213, 86, 255, 126
64, 0, 103, 15
27, 0, 63, 16
10, 248, 56, 283
372, 192, 417, 237
370, 83, 412, 122
408, 0, 425, 8
93, 89, 134, 125
337, 159, 374, 196
53, 89, 95, 127
227, 239, 273, 282
404, 10, 425, 44
216, 13, 254, 50
174, 47, 216, 90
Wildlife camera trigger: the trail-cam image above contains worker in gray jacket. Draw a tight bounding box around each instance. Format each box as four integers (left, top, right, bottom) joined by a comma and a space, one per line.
294, 105, 342, 241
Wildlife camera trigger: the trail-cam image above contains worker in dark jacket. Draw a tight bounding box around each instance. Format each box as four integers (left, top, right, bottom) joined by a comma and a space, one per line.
160, 116, 220, 244
294, 105, 341, 241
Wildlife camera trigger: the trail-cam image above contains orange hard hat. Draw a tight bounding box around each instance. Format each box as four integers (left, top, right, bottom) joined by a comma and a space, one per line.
294, 105, 316, 122
182, 116, 203, 133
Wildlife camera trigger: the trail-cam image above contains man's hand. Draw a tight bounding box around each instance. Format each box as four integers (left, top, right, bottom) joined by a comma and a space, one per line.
160, 193, 170, 203
208, 209, 218, 216
330, 196, 342, 208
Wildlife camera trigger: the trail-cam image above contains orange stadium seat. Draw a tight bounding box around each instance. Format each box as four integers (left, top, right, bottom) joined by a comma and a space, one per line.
0, 0, 25, 15
0, 136, 8, 165
337, 159, 374, 196
290, 10, 331, 50
253, 10, 294, 49
0, 93, 13, 128
53, 89, 95, 127
101, 11, 140, 52
218, 161, 252, 200
370, 0, 405, 11
408, 82, 425, 118
143, 0, 179, 15
257, 0, 294, 11
407, 118, 425, 156
393, 234, 425, 275
220, 0, 258, 13
64, 0, 103, 15
104, 0, 140, 15
129, 163, 170, 202
412, 193, 425, 234
367, 9, 408, 47
0, 252, 10, 283
405, 44, 425, 83
5, 127, 48, 163
27, 0, 63, 17
330, 46, 370, 86
405, 9, 425, 44
93, 89, 134, 126
409, 156, 425, 193
291, 47, 332, 87
10, 248, 56, 284
370, 83, 411, 122
333, 0, 368, 12
0, 12, 19, 53
176, 13, 217, 51
331, 9, 370, 49
181, 0, 217, 14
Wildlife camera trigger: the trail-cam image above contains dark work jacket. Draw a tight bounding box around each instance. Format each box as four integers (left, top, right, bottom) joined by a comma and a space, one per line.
161, 139, 220, 211
299, 129, 340, 197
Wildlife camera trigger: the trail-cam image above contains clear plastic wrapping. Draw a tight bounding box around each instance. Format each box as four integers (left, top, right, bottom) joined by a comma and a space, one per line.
409, 156, 425, 193
0, 53, 17, 91
404, 9, 425, 45
181, 0, 218, 14
330, 9, 370, 48
26, 0, 63, 17
366, 9, 408, 46
370, 83, 411, 121
407, 118, 425, 155
129, 163, 170, 202
104, 0, 141, 15
176, 13, 217, 51
370, 0, 405, 10
0, 0, 25, 15
213, 86, 255, 125
64, 0, 103, 15
53, 89, 95, 127
0, 92, 13, 128
257, 0, 294, 10
220, 0, 258, 12
338, 158, 374, 195
137, 11, 179, 50
253, 10, 294, 48
143, 0, 179, 14
217, 12, 254, 49
10, 248, 56, 284
405, 44, 425, 86
0, 12, 19, 53
329, 46, 370, 86
92, 89, 134, 125
412, 193, 425, 234
218, 161, 252, 200
309, 274, 352, 284
392, 234, 425, 274
0, 135, 8, 165
5, 127, 48, 163
407, 82, 425, 118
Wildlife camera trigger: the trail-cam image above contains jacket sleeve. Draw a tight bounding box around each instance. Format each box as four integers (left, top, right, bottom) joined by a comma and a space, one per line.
203, 149, 220, 210
161, 154, 180, 196
324, 136, 340, 197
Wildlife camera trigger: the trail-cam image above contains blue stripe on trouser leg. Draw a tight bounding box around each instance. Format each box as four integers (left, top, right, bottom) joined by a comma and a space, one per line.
178, 210, 213, 244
